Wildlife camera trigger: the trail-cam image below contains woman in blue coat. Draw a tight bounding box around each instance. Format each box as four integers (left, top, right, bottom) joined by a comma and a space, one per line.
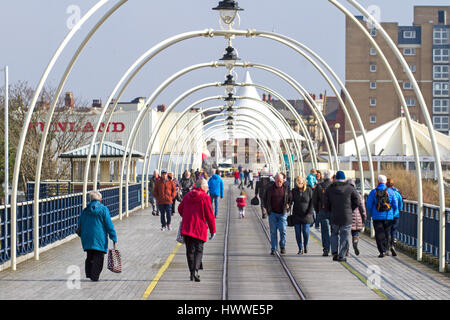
78, 190, 117, 281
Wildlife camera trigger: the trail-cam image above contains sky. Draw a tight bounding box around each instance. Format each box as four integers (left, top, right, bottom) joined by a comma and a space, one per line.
0, 0, 448, 110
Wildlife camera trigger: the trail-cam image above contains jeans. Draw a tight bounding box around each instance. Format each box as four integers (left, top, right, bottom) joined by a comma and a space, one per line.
313, 208, 320, 228
268, 212, 288, 251
330, 224, 352, 259
158, 204, 172, 227
149, 193, 159, 214
373, 220, 392, 254
211, 194, 219, 218
294, 223, 310, 250
318, 210, 331, 253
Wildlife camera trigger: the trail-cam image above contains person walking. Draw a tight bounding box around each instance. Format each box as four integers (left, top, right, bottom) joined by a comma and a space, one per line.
312, 169, 333, 256
347, 179, 367, 256
325, 171, 363, 262
247, 170, 254, 189
208, 169, 224, 218
291, 176, 314, 255
263, 173, 292, 255
255, 171, 271, 219
78, 190, 117, 282
238, 170, 244, 189
180, 170, 194, 198
236, 191, 247, 219
387, 178, 403, 248
168, 172, 181, 216
234, 170, 239, 185
153, 169, 176, 231
367, 175, 398, 258
306, 168, 318, 189
149, 170, 160, 216
178, 179, 216, 282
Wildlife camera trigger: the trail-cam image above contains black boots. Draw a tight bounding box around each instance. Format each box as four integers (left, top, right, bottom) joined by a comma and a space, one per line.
352, 236, 360, 256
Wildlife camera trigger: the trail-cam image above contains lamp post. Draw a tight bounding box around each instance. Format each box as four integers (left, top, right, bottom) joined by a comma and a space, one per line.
3, 66, 8, 206
334, 122, 340, 155
212, 0, 244, 27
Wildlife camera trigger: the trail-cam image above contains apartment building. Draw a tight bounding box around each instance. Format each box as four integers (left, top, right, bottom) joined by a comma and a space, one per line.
345, 6, 450, 142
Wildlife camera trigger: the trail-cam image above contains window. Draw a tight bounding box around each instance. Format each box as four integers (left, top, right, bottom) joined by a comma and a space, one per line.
438, 10, 446, 24
433, 82, 449, 96
405, 98, 416, 107
370, 115, 377, 124
403, 48, 416, 56
433, 116, 449, 130
433, 99, 449, 113
370, 98, 377, 106
403, 30, 416, 39
403, 82, 413, 90
370, 81, 377, 89
410, 65, 416, 73
434, 27, 449, 45
433, 48, 450, 63
433, 65, 449, 80
370, 64, 377, 72
370, 47, 377, 56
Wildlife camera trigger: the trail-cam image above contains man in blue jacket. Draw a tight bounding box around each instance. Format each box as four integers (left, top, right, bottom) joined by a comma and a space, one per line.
366, 175, 398, 258
208, 169, 224, 218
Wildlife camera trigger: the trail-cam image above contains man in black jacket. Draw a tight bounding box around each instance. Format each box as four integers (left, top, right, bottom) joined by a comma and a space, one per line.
325, 171, 363, 262
312, 169, 333, 256
148, 170, 160, 216
263, 173, 292, 255
255, 172, 271, 219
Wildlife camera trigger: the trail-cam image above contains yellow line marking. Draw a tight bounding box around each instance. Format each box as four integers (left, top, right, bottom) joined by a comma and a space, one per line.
142, 242, 182, 300
309, 232, 389, 300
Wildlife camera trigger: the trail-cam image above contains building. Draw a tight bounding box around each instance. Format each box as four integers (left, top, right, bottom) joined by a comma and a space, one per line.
345, 5, 450, 142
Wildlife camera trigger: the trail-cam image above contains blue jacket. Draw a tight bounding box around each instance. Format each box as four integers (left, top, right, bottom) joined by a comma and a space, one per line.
388, 187, 403, 218
306, 173, 317, 188
208, 174, 224, 198
78, 201, 117, 253
366, 184, 397, 220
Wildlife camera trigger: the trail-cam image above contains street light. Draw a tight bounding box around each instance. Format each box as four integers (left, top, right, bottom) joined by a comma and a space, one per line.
212, 0, 244, 26
224, 92, 236, 107
219, 46, 240, 72
334, 122, 341, 154
222, 74, 236, 93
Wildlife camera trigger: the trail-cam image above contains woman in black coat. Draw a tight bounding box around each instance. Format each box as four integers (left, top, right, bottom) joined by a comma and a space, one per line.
291, 176, 314, 254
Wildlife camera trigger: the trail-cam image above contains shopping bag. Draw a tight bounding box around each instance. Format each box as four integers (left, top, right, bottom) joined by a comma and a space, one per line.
176, 221, 184, 244
107, 242, 122, 273
250, 196, 260, 206
287, 214, 295, 227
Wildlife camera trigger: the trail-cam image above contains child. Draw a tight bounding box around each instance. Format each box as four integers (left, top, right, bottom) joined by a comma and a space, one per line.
236, 191, 247, 219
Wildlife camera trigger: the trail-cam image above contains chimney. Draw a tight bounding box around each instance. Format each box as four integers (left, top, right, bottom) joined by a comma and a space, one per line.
262, 93, 267, 101
268, 94, 272, 101
64, 92, 74, 108
157, 104, 167, 112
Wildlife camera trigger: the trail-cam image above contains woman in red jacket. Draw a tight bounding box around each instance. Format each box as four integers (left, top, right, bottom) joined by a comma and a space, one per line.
236, 191, 247, 219
178, 178, 216, 282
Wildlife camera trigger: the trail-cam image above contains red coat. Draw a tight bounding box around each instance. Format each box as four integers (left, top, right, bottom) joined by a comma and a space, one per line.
236, 195, 247, 207
178, 187, 216, 242
234, 171, 239, 179
153, 178, 176, 205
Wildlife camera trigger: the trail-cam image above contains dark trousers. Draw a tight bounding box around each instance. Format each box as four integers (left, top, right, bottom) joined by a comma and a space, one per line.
85, 250, 105, 281
390, 217, 399, 245
184, 235, 204, 274
373, 220, 392, 254
159, 204, 172, 227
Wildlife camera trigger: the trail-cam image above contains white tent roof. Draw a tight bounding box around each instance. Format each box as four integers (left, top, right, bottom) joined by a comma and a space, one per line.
209, 71, 305, 142
340, 116, 450, 161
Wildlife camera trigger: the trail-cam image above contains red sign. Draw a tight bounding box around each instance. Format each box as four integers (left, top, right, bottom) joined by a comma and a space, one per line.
29, 121, 126, 133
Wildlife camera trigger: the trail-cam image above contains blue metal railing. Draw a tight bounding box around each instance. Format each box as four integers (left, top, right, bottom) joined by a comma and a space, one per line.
0, 183, 142, 265
364, 198, 449, 263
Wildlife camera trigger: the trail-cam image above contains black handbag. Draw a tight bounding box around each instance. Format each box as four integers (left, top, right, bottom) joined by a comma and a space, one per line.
250, 196, 260, 206
287, 215, 295, 227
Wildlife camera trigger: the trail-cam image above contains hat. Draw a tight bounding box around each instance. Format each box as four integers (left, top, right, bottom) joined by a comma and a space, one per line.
335, 170, 346, 181
161, 169, 167, 174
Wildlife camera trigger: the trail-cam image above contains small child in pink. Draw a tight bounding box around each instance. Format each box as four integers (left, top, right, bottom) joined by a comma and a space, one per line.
236, 191, 247, 219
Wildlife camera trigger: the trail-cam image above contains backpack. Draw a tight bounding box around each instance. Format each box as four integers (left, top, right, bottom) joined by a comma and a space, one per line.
376, 189, 391, 212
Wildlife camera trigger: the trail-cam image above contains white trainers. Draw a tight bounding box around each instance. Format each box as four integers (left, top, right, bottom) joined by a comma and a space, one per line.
161, 226, 166, 231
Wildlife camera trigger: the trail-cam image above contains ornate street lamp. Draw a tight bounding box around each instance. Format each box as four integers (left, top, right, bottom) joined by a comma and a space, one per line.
212, 0, 244, 26
222, 74, 236, 93
334, 122, 341, 154
224, 92, 236, 107
219, 46, 240, 72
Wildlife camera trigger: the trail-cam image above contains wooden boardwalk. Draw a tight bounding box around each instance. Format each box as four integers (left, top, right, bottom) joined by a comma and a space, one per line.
0, 179, 448, 300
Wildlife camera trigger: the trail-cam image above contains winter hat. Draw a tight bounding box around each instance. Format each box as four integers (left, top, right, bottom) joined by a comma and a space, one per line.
335, 170, 346, 181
